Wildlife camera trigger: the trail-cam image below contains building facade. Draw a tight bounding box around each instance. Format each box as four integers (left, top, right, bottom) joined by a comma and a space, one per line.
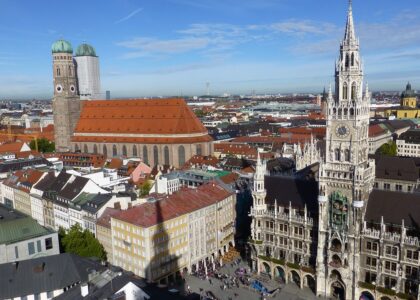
385, 83, 420, 119
249, 3, 420, 300
110, 182, 236, 283
397, 130, 420, 158
0, 204, 59, 264
51, 40, 81, 152
71, 98, 213, 168
74, 43, 101, 100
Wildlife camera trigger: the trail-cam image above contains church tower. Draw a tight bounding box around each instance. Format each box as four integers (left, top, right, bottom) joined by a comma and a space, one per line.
51, 39, 81, 152
316, 2, 375, 299
252, 149, 268, 211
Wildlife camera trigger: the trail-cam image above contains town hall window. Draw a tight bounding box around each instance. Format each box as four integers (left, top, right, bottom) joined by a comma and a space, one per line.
343, 82, 348, 100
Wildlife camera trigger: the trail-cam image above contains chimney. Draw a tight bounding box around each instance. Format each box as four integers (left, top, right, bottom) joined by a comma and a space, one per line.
81, 283, 89, 297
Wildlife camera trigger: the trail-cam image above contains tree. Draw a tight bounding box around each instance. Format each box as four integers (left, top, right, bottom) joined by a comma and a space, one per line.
194, 109, 205, 118
30, 138, 55, 153
376, 141, 397, 156
139, 180, 152, 197
60, 224, 107, 260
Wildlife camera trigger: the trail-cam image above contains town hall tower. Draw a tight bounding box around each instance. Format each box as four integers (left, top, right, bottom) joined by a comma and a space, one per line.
316, 1, 375, 298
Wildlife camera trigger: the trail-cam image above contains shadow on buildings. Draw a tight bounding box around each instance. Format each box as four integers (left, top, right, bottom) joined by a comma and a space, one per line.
235, 180, 253, 260
144, 199, 199, 299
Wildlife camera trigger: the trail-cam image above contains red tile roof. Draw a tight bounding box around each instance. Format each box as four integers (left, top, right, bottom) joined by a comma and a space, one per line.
183, 155, 220, 169
113, 182, 234, 227
369, 124, 389, 137
214, 143, 257, 157
73, 99, 211, 142
96, 207, 121, 229
4, 169, 45, 191
107, 158, 123, 169
219, 172, 239, 184
0, 142, 27, 154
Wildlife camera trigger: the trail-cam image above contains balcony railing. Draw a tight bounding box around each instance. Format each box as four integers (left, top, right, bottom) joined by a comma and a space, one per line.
250, 208, 314, 225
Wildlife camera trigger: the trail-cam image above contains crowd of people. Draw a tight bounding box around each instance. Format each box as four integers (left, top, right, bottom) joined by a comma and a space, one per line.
189, 258, 267, 300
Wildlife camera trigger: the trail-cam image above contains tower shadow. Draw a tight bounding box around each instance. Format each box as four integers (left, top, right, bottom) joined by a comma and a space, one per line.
144, 199, 195, 298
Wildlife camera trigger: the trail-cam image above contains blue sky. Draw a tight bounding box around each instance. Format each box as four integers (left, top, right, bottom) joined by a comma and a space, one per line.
0, 0, 420, 98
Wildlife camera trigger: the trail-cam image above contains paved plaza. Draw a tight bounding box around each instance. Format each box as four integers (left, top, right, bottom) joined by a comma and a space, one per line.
180, 260, 322, 300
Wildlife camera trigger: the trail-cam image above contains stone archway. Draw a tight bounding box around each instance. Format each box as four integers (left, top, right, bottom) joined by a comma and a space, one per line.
331, 281, 345, 300
289, 270, 301, 287
360, 291, 375, 300
304, 274, 316, 293
261, 262, 271, 278
274, 266, 285, 283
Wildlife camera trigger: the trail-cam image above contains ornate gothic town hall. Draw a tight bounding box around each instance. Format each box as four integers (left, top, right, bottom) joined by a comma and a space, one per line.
250, 2, 420, 300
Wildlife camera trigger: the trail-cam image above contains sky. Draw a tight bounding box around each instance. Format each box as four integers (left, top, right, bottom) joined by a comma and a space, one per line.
0, 0, 420, 99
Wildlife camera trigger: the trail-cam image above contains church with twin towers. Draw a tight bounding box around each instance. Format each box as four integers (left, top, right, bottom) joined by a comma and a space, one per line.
250, 2, 420, 300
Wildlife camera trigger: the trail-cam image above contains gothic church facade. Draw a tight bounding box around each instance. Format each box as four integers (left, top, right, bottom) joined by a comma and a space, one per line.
250, 3, 420, 300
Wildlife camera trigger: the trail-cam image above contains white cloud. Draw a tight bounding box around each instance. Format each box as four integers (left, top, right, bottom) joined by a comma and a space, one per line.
117, 20, 337, 59
117, 37, 209, 58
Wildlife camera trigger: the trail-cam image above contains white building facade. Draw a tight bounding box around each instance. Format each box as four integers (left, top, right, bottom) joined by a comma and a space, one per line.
74, 43, 101, 100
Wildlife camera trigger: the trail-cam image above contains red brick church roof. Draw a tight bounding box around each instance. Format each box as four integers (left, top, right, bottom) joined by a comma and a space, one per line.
72, 98, 212, 144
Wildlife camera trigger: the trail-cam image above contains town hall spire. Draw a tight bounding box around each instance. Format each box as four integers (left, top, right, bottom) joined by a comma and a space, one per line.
344, 0, 356, 44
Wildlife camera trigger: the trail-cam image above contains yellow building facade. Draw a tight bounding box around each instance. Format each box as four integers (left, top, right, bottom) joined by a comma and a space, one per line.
109, 182, 236, 283
385, 83, 420, 119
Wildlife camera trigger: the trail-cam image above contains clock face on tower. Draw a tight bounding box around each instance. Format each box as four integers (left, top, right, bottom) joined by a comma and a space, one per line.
336, 124, 350, 138
56, 84, 63, 93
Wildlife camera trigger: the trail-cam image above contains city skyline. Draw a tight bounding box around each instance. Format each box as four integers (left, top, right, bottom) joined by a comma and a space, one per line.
0, 0, 420, 98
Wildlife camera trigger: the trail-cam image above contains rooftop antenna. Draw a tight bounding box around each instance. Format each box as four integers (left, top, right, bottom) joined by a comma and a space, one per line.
206, 82, 210, 96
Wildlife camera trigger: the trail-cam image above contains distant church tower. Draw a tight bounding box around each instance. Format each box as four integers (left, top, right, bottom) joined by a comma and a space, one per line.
52, 40, 81, 152
316, 2, 375, 299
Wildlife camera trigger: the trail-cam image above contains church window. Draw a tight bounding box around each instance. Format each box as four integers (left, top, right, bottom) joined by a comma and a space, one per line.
178, 145, 185, 166
56, 67, 61, 76
103, 145, 107, 156
351, 82, 357, 100
345, 53, 350, 68
196, 144, 202, 156
164, 146, 170, 165
344, 108, 348, 116
350, 108, 354, 116
338, 108, 342, 117
351, 53, 355, 66
153, 146, 159, 165
143, 146, 149, 164
83, 144, 88, 153
93, 144, 98, 154
112, 145, 118, 157
132, 145, 138, 157
335, 149, 340, 161
343, 82, 348, 100
345, 149, 350, 162
122, 145, 127, 157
